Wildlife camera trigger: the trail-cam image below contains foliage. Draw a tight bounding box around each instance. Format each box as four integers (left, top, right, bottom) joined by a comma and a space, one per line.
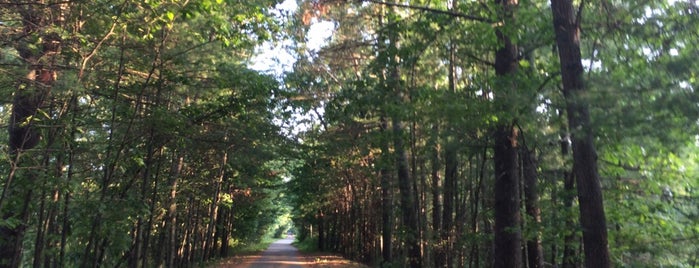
283, 0, 699, 267
0, 0, 696, 267
0, 0, 296, 266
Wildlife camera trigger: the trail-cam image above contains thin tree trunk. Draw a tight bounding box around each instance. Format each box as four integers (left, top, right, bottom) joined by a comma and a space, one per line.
435, 26, 457, 267
191, 199, 201, 265
45, 105, 71, 267
550, 1, 611, 267
33, 136, 57, 268
35, 111, 66, 266
522, 148, 545, 268
455, 154, 472, 268
430, 126, 443, 268
442, 144, 457, 267
469, 144, 488, 268
380, 117, 394, 265
562, 171, 577, 268
214, 203, 226, 257
164, 154, 183, 267
131, 133, 157, 268
318, 209, 325, 251
550, 190, 558, 267
415, 135, 427, 267
83, 31, 133, 268
204, 149, 227, 260
59, 97, 79, 267
376, 1, 421, 265
179, 197, 196, 267
142, 150, 164, 266
393, 117, 421, 268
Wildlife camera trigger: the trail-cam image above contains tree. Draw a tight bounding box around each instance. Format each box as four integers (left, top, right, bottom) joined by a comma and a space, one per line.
492, 0, 522, 266
0, 0, 287, 266
550, 0, 610, 267
284, 0, 698, 267
1, 1, 66, 265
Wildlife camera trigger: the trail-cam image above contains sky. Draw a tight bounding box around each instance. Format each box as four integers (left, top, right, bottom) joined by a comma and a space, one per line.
250, 0, 336, 138
250, 0, 336, 76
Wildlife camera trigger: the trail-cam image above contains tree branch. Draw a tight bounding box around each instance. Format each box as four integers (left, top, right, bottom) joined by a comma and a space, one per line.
575, 0, 585, 27
600, 159, 641, 171
361, 0, 493, 23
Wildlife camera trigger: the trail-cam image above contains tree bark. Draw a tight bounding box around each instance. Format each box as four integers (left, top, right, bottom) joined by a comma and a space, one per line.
441, 144, 457, 267
164, 154, 183, 267
381, 3, 421, 265
393, 118, 422, 268
492, 0, 522, 267
203, 150, 227, 260
430, 126, 443, 267
562, 170, 577, 268
380, 117, 394, 265
318, 209, 325, 251
550, 0, 611, 267
522, 149, 544, 268
492, 124, 522, 268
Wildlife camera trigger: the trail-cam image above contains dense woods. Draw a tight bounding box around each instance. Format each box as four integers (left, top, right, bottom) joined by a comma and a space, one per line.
0, 0, 697, 267
0, 1, 293, 266
287, 0, 698, 267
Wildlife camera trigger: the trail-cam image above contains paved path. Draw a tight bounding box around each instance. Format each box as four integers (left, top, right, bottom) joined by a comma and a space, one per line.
215, 238, 367, 268
219, 238, 309, 268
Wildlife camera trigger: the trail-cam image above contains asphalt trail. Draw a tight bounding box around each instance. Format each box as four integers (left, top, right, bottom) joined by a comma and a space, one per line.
223, 238, 309, 268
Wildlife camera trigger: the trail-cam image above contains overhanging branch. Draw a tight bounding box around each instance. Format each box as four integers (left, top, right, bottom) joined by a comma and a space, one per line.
361, 0, 493, 23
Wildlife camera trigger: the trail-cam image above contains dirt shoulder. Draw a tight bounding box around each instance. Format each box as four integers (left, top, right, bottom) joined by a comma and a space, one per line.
298, 252, 369, 267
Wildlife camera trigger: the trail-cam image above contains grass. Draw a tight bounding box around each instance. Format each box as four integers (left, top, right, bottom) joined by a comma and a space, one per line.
291, 237, 318, 253
230, 236, 277, 255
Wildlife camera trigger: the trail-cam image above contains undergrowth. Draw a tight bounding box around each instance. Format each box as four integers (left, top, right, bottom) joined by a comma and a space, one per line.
292, 237, 318, 253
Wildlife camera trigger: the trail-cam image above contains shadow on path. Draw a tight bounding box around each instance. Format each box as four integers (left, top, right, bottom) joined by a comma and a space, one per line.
218, 238, 307, 268
215, 238, 368, 268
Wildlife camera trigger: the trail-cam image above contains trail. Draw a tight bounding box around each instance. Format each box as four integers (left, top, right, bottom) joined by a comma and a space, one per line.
218, 238, 308, 268
215, 238, 368, 268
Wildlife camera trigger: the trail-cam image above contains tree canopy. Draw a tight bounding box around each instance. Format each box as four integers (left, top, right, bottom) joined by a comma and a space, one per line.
0, 0, 697, 267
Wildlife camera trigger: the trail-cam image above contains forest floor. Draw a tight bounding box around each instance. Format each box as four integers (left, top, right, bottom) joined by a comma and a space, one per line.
213, 238, 368, 267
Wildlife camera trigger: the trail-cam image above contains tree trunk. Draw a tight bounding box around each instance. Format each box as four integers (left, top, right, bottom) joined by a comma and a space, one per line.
393, 118, 422, 268
380, 117, 394, 265
415, 135, 427, 268
430, 126, 443, 268
522, 149, 544, 268
562, 171, 577, 268
492, 124, 522, 268
550, 1, 611, 267
318, 209, 325, 251
382, 3, 420, 264
60, 98, 79, 266
441, 144, 457, 267
469, 144, 489, 267
164, 154, 183, 267
1, 3, 65, 266
492, 0, 522, 267
204, 150, 227, 260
